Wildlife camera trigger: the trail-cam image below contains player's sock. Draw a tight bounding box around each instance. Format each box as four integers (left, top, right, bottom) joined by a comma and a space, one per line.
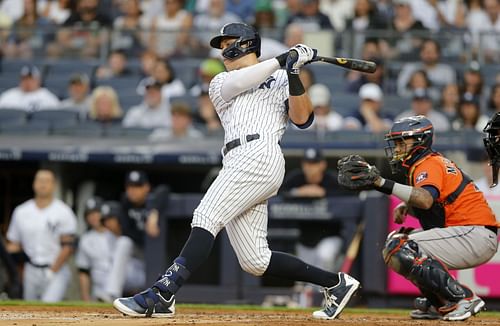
178, 227, 215, 271
152, 227, 215, 298
264, 251, 340, 288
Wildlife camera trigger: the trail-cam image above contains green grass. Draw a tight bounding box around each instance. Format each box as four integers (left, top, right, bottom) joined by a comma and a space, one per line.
1, 300, 500, 317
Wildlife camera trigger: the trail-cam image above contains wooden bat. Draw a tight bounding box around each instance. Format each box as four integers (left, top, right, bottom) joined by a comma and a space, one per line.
340, 221, 365, 274
309, 56, 377, 73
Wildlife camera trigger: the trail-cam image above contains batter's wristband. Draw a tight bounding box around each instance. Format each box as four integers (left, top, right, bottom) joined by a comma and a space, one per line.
287, 72, 305, 96
275, 52, 288, 68
374, 178, 395, 195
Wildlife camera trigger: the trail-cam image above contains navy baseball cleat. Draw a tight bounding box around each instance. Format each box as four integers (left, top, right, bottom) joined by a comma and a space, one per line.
113, 288, 175, 318
312, 272, 360, 320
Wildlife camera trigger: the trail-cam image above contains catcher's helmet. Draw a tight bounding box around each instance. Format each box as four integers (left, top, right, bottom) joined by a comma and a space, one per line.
483, 112, 500, 186
210, 22, 261, 59
384, 115, 434, 174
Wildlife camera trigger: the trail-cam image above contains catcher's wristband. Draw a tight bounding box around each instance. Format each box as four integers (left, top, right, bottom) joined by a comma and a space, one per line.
374, 178, 394, 195
375, 178, 412, 202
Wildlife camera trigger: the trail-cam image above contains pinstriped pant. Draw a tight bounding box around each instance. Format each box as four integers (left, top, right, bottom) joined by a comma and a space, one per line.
192, 138, 285, 276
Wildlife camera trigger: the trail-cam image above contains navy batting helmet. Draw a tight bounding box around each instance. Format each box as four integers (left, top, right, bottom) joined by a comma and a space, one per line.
210, 22, 261, 59
384, 115, 434, 174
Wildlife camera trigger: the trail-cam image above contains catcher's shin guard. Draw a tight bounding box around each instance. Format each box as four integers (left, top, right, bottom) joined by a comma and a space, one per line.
382, 235, 467, 304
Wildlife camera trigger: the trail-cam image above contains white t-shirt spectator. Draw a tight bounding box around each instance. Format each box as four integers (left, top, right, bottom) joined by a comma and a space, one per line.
0, 87, 60, 111
122, 102, 171, 129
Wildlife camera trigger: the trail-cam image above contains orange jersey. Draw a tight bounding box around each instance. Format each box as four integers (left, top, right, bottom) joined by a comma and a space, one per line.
409, 153, 498, 227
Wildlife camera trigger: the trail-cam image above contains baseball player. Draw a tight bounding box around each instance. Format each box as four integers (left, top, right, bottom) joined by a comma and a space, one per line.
6, 169, 77, 302
337, 115, 499, 321
114, 22, 360, 320
483, 112, 500, 187
76, 199, 145, 301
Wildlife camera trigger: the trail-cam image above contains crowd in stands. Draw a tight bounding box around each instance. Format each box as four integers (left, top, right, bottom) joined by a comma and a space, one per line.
0, 0, 500, 139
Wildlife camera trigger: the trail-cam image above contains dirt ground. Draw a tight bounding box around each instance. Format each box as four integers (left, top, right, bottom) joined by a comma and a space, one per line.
0, 305, 499, 326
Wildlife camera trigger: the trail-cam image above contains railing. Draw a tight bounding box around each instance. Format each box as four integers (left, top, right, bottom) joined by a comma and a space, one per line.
1, 26, 499, 63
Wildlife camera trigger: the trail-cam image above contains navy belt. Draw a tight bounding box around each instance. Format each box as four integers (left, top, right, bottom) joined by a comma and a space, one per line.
223, 133, 260, 155
28, 262, 50, 268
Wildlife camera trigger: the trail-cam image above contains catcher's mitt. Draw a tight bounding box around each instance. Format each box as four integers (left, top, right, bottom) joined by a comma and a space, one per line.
337, 154, 380, 190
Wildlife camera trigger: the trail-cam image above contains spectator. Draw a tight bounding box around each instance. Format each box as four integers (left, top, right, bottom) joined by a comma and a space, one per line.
467, 0, 500, 63
308, 84, 343, 132
452, 92, 489, 132
77, 199, 147, 302
286, 0, 333, 32
60, 73, 91, 119
226, 0, 255, 23
438, 83, 460, 120
459, 61, 485, 100
283, 22, 304, 48
189, 58, 225, 97
0, 0, 24, 21
5, 169, 77, 302
378, 0, 427, 60
112, 0, 147, 56
138, 50, 158, 78
0, 65, 60, 111
279, 148, 350, 273
3, 0, 53, 59
346, 57, 388, 93
51, 0, 112, 58
144, 0, 193, 58
194, 90, 222, 133
397, 39, 456, 96
95, 49, 134, 80
137, 58, 186, 101
319, 0, 355, 31
150, 101, 203, 141
345, 0, 387, 32
122, 78, 171, 129
192, 0, 241, 48
400, 69, 440, 101
344, 83, 393, 133
395, 88, 450, 131
488, 83, 500, 112
88, 86, 123, 124
38, 0, 72, 25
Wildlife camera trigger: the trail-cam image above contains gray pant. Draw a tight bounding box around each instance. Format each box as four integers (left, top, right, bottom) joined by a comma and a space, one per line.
409, 226, 498, 270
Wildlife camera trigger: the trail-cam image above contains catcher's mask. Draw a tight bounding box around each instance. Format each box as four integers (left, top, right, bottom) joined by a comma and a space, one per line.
210, 22, 261, 60
483, 112, 500, 187
384, 115, 434, 174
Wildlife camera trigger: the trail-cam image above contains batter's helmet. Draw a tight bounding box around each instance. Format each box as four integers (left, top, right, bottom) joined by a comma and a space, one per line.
210, 22, 261, 59
384, 115, 434, 174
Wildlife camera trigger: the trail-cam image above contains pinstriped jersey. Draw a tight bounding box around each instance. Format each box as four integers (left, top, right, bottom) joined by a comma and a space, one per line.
209, 69, 289, 144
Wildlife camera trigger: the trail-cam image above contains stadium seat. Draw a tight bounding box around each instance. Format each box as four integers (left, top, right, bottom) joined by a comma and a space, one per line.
170, 95, 198, 113
102, 125, 152, 138
95, 76, 141, 95
120, 94, 143, 111
383, 95, 411, 116
52, 121, 103, 137
30, 109, 80, 128
0, 120, 50, 135
331, 93, 359, 116
0, 108, 28, 127
170, 58, 202, 90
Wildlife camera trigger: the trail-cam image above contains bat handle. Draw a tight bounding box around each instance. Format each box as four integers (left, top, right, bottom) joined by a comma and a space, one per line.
287, 50, 299, 74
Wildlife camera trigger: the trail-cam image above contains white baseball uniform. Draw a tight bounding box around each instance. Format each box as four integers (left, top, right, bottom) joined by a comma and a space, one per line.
6, 198, 77, 302
193, 59, 301, 276
76, 230, 145, 299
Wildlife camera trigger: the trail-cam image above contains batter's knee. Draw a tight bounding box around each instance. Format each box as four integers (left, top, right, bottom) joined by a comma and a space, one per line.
238, 249, 272, 276
191, 209, 224, 237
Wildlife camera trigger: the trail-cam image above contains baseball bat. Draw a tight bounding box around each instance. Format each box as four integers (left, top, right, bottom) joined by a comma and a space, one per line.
309, 56, 377, 73
340, 221, 365, 274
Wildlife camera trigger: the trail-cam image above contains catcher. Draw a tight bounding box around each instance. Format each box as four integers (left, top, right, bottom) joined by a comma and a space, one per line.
338, 115, 499, 321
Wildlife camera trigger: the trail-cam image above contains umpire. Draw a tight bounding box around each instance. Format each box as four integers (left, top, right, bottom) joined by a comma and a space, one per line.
338, 115, 498, 321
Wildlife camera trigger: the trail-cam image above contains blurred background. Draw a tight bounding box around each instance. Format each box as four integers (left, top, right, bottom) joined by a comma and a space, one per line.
1, 0, 500, 309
